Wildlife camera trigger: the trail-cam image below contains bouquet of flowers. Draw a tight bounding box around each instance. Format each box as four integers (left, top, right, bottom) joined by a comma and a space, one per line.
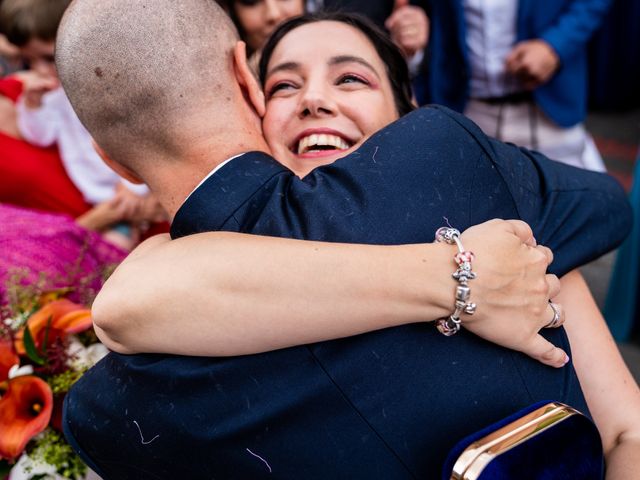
0, 283, 107, 480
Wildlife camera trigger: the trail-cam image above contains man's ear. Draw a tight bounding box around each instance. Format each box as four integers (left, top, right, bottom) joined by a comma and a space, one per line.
233, 41, 266, 117
92, 140, 144, 185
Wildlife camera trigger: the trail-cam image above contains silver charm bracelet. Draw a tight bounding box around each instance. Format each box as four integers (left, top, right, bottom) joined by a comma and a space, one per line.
434, 227, 477, 336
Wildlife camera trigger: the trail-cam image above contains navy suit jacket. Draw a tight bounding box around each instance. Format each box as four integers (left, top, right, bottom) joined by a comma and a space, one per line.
424, 0, 612, 127
64, 107, 630, 479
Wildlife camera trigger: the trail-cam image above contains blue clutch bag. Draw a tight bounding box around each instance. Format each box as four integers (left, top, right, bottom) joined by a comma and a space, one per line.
442, 401, 604, 480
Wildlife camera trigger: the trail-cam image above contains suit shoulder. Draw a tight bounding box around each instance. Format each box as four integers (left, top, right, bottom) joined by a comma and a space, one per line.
393, 105, 489, 145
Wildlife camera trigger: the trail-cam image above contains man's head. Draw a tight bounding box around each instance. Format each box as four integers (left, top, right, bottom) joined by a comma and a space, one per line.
0, 0, 70, 78
56, 0, 267, 186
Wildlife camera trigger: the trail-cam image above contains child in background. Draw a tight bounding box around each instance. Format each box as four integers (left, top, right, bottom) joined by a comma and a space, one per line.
0, 0, 165, 249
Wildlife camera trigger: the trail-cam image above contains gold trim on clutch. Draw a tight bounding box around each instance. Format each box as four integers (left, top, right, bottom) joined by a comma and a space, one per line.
450, 402, 581, 480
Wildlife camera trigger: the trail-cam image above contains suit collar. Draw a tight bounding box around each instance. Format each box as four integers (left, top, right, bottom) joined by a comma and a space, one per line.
170, 151, 287, 238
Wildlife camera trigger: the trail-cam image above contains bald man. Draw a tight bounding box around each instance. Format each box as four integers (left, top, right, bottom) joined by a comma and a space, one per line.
57, 1, 630, 478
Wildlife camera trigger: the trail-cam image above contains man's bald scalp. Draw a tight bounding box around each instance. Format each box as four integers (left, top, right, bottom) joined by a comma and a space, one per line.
56, 0, 239, 168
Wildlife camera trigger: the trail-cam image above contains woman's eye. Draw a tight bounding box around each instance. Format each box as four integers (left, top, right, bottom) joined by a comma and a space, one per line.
337, 74, 368, 86
267, 82, 295, 98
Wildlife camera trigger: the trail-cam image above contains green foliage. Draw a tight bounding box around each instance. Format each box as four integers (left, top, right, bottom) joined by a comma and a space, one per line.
48, 369, 86, 395
22, 324, 46, 366
29, 430, 87, 480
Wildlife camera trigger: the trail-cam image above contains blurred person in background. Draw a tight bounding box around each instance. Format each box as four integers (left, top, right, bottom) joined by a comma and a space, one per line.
217, 0, 306, 59
0, 0, 167, 250
0, 0, 165, 306
421, 0, 612, 171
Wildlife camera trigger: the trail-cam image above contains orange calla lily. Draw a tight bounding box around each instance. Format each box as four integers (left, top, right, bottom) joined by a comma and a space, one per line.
54, 309, 93, 334
14, 299, 92, 356
0, 375, 53, 460
0, 338, 19, 381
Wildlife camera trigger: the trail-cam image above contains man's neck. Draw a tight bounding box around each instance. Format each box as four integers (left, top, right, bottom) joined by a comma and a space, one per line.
144, 135, 271, 220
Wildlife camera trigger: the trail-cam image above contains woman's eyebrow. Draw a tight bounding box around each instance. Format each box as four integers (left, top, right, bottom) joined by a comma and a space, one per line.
266, 61, 300, 77
329, 55, 380, 79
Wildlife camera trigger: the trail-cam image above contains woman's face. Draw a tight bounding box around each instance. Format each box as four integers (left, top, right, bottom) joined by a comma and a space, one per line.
234, 0, 305, 52
262, 21, 399, 177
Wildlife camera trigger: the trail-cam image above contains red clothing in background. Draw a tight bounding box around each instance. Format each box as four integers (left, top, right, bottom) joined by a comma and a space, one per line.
0, 77, 91, 217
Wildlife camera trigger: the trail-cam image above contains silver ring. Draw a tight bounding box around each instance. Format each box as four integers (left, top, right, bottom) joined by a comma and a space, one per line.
545, 301, 561, 328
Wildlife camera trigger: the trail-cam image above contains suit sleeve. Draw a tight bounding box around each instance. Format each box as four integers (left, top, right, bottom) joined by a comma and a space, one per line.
538, 0, 613, 64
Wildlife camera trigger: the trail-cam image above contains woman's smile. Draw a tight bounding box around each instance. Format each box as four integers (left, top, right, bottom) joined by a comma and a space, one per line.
291, 128, 354, 158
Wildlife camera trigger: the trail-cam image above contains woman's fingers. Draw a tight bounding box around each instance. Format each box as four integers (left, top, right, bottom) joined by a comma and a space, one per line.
526, 335, 569, 368
546, 273, 561, 299
536, 244, 553, 266
502, 219, 534, 245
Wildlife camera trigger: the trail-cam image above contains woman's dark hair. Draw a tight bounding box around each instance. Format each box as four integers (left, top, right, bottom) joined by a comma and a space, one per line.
258, 12, 415, 117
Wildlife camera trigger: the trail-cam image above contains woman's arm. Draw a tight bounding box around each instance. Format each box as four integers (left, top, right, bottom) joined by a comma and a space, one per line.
93, 219, 568, 366
557, 270, 640, 479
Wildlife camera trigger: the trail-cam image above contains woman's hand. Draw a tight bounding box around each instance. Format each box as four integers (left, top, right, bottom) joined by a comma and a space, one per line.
76, 198, 129, 232
457, 219, 568, 367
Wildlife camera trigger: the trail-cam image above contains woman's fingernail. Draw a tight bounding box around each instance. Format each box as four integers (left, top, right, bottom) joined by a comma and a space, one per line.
563, 354, 570, 365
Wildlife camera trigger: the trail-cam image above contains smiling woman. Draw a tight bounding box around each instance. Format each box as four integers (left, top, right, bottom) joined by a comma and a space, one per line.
258, 13, 415, 177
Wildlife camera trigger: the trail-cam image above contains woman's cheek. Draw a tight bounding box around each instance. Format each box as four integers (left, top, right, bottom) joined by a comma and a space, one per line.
263, 103, 290, 145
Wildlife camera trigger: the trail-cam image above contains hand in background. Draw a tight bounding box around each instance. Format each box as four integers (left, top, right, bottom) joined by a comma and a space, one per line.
77, 184, 146, 232
76, 198, 129, 232
505, 39, 560, 90
129, 193, 169, 225
385, 0, 429, 59
457, 219, 567, 368
13, 70, 59, 109
112, 182, 147, 221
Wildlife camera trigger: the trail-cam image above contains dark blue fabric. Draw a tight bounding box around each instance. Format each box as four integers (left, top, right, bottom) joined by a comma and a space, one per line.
64, 106, 630, 479
423, 0, 612, 127
588, 0, 640, 110
441, 401, 604, 480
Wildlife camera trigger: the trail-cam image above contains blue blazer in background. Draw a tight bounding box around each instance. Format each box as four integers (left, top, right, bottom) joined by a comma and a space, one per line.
63, 107, 630, 479
425, 0, 613, 127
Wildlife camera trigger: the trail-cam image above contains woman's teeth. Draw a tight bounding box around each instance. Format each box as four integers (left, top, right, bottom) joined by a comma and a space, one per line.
297, 133, 351, 154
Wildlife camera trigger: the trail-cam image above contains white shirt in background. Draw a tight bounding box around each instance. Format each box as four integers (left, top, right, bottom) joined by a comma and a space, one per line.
463, 0, 521, 98
17, 87, 148, 205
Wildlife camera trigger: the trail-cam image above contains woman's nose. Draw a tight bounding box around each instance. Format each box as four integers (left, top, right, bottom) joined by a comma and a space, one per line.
264, 0, 284, 23
298, 88, 336, 118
